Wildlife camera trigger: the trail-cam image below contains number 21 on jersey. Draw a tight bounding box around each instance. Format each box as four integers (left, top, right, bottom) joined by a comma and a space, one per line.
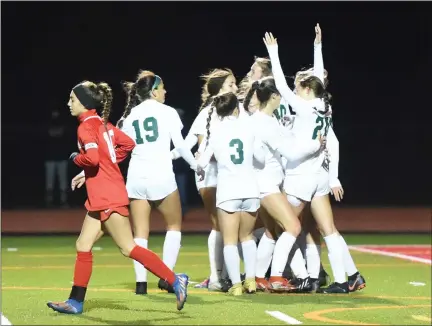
312, 116, 332, 139
132, 117, 159, 144
229, 138, 244, 164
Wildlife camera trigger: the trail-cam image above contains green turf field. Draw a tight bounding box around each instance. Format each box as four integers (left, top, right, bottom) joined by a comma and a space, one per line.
2, 234, 431, 325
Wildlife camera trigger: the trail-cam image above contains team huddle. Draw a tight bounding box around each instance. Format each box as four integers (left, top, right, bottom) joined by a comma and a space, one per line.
46, 26, 366, 315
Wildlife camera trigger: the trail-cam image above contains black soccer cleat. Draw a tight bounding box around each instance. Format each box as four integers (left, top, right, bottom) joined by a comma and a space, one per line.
220, 278, 233, 293
310, 278, 321, 292
291, 277, 313, 293
135, 282, 147, 295
316, 282, 349, 294
348, 272, 366, 292
318, 269, 330, 287
158, 278, 175, 294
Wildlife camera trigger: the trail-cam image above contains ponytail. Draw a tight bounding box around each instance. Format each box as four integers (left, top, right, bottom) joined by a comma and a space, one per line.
97, 82, 113, 125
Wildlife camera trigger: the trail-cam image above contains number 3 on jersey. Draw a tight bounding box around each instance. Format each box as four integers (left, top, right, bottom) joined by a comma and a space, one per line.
132, 117, 159, 144
312, 116, 332, 139
229, 138, 244, 164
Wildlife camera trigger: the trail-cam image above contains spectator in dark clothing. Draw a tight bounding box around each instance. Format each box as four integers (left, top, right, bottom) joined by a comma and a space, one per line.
45, 109, 70, 207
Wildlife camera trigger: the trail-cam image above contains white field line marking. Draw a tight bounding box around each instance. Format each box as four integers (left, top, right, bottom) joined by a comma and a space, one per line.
356, 245, 431, 248
348, 246, 432, 265
412, 315, 432, 323
409, 282, 426, 286
93, 247, 102, 251
6, 248, 17, 252
265, 311, 303, 325
1, 314, 13, 325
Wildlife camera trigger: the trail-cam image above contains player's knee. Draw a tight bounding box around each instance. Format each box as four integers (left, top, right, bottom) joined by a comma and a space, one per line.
119, 246, 132, 257
75, 238, 93, 252
318, 222, 337, 237
290, 220, 302, 237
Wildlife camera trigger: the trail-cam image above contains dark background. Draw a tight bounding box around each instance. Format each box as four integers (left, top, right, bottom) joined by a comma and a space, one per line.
1, 1, 431, 210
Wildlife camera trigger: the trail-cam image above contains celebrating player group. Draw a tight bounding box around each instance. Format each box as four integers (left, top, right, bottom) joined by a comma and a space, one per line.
47, 25, 366, 315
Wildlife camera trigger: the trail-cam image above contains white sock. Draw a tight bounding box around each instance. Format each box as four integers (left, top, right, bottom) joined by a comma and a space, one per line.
162, 230, 181, 270
223, 245, 241, 285
133, 238, 148, 282
238, 242, 244, 261
221, 262, 229, 280
208, 230, 223, 283
255, 233, 275, 278
324, 233, 346, 284
270, 232, 296, 277
306, 244, 321, 279
339, 235, 358, 276
290, 248, 309, 279
241, 240, 257, 279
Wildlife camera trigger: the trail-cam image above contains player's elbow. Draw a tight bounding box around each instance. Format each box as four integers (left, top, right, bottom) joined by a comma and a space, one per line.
87, 151, 100, 167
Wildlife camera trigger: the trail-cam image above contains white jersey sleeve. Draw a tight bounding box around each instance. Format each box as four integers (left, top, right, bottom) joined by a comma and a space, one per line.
169, 109, 197, 171
327, 125, 341, 188
171, 107, 210, 160
253, 134, 266, 165
313, 42, 325, 84
266, 44, 311, 116
265, 123, 321, 162
197, 139, 215, 170
171, 133, 198, 160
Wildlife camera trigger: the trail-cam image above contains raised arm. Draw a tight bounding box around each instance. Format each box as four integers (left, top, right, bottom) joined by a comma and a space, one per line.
263, 32, 305, 112
313, 24, 325, 83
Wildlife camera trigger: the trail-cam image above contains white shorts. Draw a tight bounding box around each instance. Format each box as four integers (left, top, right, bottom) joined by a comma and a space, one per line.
126, 174, 177, 201
259, 183, 283, 199
283, 169, 330, 202
217, 198, 260, 213
195, 161, 217, 190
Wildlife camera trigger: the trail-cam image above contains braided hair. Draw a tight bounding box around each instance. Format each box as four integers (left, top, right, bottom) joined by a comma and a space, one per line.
199, 68, 233, 149
118, 70, 159, 128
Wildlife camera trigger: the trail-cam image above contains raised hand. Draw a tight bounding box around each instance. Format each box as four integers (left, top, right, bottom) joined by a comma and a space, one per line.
314, 23, 322, 44
263, 32, 278, 48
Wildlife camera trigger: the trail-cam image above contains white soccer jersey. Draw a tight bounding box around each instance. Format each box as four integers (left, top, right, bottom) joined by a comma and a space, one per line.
121, 99, 196, 180
251, 110, 322, 179
250, 111, 285, 188
267, 44, 332, 175
197, 115, 265, 205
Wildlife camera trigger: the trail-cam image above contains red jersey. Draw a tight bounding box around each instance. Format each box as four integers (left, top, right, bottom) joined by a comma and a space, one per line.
74, 110, 135, 211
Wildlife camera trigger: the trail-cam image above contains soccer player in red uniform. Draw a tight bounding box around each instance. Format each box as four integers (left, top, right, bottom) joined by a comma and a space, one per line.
47, 81, 189, 314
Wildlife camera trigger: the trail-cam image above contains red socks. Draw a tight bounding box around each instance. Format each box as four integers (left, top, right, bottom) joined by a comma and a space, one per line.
73, 251, 93, 287
129, 245, 176, 285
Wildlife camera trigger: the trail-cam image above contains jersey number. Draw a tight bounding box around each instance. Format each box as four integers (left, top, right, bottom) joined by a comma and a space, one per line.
102, 129, 116, 163
273, 104, 296, 120
229, 139, 244, 164
312, 116, 332, 139
132, 117, 159, 144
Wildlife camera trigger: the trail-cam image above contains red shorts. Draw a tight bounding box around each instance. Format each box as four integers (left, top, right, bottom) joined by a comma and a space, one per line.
88, 205, 129, 222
